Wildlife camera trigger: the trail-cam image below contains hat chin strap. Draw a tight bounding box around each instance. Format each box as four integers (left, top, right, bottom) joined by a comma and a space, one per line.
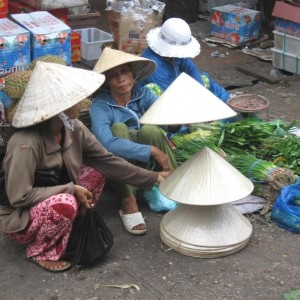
132, 67, 144, 85
58, 112, 74, 131
159, 32, 191, 46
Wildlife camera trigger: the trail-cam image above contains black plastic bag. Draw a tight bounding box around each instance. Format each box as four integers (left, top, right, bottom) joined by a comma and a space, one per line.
69, 207, 114, 266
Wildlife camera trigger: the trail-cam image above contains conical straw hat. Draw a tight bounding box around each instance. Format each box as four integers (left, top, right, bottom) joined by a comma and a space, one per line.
12, 62, 105, 128
160, 204, 252, 256
139, 72, 236, 125
160, 147, 254, 205
93, 47, 156, 82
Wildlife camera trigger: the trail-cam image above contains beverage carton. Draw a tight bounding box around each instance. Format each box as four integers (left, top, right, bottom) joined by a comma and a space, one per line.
210, 4, 262, 46
0, 18, 30, 76
11, 11, 71, 65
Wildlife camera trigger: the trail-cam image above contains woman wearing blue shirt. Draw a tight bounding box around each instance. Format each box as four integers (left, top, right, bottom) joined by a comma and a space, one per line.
90, 48, 177, 236
141, 18, 230, 103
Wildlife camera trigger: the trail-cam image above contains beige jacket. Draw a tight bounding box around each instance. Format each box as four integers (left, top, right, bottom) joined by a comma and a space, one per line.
0, 119, 157, 233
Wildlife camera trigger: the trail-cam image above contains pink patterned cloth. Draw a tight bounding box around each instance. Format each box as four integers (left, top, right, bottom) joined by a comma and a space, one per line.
4, 166, 105, 261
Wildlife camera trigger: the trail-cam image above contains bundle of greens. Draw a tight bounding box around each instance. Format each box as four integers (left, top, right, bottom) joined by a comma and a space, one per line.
209, 119, 289, 156
171, 129, 224, 165
228, 154, 296, 213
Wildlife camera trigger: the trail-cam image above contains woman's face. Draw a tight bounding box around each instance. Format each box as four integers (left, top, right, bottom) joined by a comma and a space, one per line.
64, 102, 82, 119
105, 64, 134, 96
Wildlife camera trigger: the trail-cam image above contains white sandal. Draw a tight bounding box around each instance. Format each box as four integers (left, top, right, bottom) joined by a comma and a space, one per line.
119, 210, 147, 236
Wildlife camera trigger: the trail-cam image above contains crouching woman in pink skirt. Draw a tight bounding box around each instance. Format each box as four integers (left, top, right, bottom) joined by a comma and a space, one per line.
0, 62, 170, 272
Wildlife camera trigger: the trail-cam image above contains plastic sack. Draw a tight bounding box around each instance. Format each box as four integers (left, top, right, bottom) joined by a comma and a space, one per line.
66, 207, 114, 266
271, 179, 300, 233
143, 184, 178, 212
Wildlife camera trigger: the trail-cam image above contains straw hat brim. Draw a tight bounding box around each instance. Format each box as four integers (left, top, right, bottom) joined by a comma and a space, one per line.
139, 73, 237, 125
12, 62, 105, 128
93, 48, 156, 82
147, 27, 201, 58
160, 204, 252, 250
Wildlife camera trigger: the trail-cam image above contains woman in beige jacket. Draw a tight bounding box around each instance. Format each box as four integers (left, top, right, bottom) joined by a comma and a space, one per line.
0, 62, 170, 272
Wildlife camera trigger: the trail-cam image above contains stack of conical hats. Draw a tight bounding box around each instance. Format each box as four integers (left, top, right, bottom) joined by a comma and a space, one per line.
159, 147, 254, 258
140, 74, 253, 258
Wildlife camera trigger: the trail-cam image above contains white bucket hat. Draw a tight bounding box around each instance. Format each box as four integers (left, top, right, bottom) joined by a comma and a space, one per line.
93, 47, 156, 82
12, 61, 105, 128
147, 18, 201, 58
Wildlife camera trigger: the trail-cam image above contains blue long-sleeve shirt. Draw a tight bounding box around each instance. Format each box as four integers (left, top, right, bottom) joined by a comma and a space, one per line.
90, 84, 157, 163
141, 47, 230, 103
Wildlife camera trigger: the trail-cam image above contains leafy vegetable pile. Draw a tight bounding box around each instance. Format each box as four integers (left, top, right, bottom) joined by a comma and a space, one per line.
258, 136, 300, 176
208, 119, 290, 156
171, 129, 223, 165
171, 118, 300, 176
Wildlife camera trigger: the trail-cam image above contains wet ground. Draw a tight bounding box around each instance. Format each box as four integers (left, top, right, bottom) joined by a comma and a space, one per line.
1, 1, 300, 299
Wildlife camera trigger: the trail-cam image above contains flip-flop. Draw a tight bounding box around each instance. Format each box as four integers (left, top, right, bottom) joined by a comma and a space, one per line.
119, 210, 147, 236
26, 257, 71, 272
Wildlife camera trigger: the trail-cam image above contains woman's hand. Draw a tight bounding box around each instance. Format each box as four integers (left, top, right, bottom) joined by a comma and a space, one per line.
156, 170, 172, 184
151, 146, 171, 171
74, 184, 93, 209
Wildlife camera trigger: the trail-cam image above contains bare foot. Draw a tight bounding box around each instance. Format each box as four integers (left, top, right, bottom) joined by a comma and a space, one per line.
121, 194, 146, 231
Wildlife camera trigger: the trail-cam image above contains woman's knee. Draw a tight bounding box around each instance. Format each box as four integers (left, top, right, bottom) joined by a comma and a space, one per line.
48, 194, 78, 220
139, 125, 162, 139
111, 123, 129, 138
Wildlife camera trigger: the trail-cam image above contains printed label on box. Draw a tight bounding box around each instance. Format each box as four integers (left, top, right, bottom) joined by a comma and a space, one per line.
0, 18, 30, 76
275, 18, 300, 38
120, 38, 148, 55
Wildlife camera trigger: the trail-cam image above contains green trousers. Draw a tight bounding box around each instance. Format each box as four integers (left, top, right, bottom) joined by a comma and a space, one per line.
108, 123, 177, 199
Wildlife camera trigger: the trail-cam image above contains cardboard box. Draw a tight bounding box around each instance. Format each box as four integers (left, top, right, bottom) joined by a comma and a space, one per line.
0, 0, 8, 14
0, 18, 30, 76
70, 30, 80, 62
272, 1, 300, 38
10, 11, 71, 65
107, 6, 164, 55
15, 0, 88, 10
0, 90, 12, 108
9, 2, 68, 24
210, 4, 262, 46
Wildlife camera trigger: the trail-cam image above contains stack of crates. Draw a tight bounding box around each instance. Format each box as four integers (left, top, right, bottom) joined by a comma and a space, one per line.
271, 1, 300, 74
